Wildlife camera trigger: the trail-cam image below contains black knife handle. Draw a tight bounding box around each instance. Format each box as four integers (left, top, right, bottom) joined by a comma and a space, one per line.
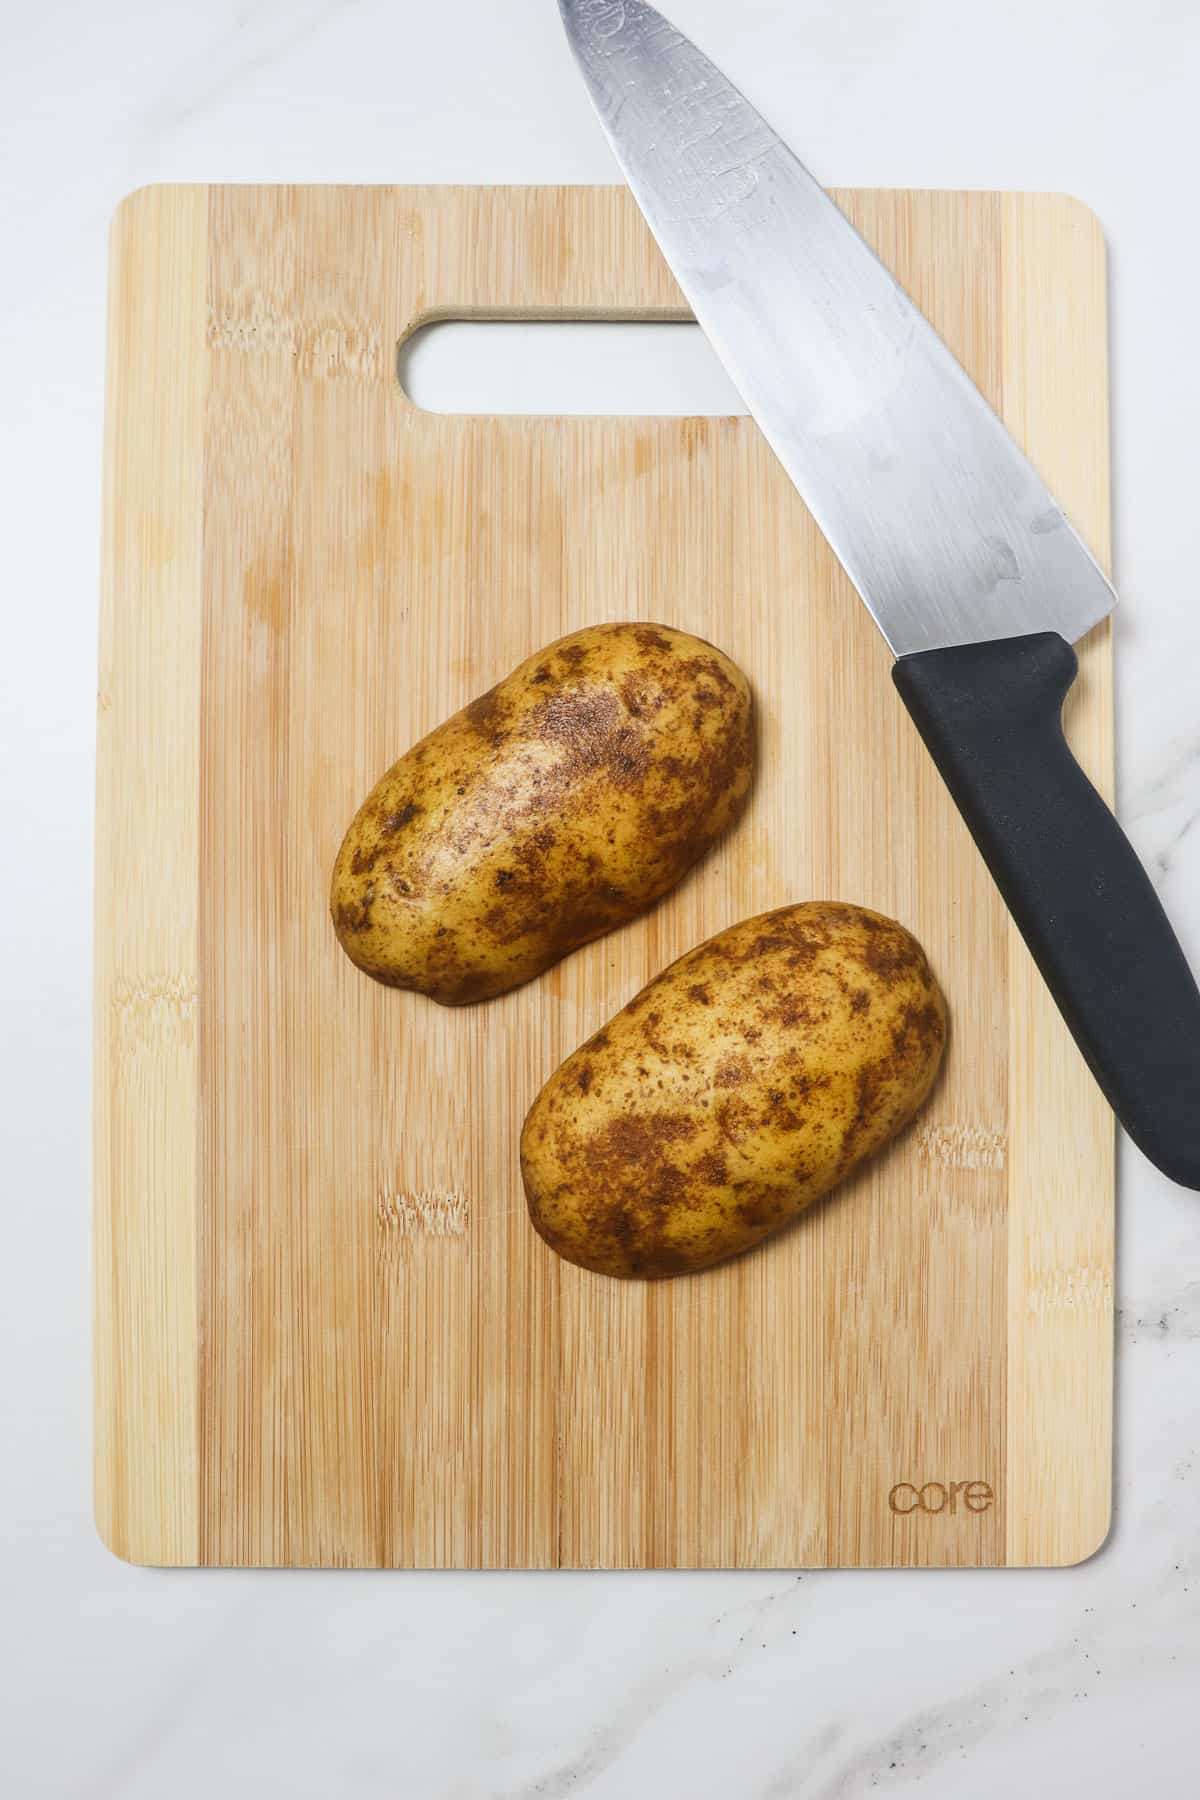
894, 630, 1200, 1189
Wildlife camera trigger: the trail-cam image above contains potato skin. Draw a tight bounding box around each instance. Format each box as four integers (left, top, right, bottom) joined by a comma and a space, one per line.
521, 903, 947, 1278
330, 624, 754, 1005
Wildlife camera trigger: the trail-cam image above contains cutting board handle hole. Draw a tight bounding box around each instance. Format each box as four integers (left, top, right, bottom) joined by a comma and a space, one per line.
397, 319, 748, 417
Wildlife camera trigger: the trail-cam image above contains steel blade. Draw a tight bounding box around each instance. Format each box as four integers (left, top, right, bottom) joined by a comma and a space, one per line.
559, 0, 1115, 654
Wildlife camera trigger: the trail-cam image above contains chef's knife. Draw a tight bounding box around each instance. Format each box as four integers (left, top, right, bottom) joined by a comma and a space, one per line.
559, 0, 1200, 1188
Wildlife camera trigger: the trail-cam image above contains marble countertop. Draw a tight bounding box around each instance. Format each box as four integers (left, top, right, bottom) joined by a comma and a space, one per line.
3, 0, 1199, 1793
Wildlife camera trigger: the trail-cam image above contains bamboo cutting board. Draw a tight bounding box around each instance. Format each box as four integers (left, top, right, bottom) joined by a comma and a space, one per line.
95, 184, 1113, 1568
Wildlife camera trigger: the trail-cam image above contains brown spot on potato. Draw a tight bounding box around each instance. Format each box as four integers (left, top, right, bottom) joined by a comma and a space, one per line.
678, 652, 736, 691
619, 673, 670, 720
714, 1057, 750, 1088
334, 893, 374, 935
793, 1071, 832, 1102
841, 1062, 885, 1169
631, 625, 675, 655
640, 1011, 672, 1057
750, 933, 791, 957
861, 926, 924, 983
696, 1150, 729, 1185
531, 688, 649, 789
642, 1162, 689, 1211
772, 994, 816, 1029
715, 1097, 754, 1145
381, 802, 419, 834
587, 1112, 696, 1164
464, 685, 503, 731
892, 998, 945, 1057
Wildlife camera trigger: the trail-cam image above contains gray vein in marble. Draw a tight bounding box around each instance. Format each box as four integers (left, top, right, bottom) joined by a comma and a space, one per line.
1123, 727, 1200, 886
1149, 808, 1198, 883
139, 0, 368, 140
764, 1557, 1200, 1800
1126, 730, 1200, 820
79, 1595, 258, 1800
793, 1673, 1071, 1799
508, 1581, 810, 1799
1118, 1281, 1200, 1343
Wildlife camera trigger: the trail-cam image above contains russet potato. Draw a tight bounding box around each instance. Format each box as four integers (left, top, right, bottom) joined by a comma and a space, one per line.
521, 902, 947, 1277
331, 623, 754, 1004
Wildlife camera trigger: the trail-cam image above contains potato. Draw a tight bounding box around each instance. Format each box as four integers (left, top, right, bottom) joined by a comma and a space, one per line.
331, 623, 754, 1004
521, 902, 947, 1277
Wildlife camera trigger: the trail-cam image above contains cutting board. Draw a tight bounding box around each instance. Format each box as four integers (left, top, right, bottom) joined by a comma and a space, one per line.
95, 184, 1113, 1568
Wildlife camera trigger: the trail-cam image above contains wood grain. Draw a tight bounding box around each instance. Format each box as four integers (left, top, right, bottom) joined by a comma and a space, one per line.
999, 194, 1115, 1566
95, 185, 207, 1564
95, 184, 1113, 1567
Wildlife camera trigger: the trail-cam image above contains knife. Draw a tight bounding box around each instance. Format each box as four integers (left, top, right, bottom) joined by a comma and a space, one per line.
558, 0, 1200, 1188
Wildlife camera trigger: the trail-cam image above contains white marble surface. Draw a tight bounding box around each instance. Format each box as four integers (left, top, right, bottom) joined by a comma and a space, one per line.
3, 0, 1200, 1794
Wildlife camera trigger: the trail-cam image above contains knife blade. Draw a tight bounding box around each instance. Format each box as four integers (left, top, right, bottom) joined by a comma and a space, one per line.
559, 0, 1200, 1188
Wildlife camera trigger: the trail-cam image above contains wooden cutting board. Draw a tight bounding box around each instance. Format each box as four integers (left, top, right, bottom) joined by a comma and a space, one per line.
95, 184, 1113, 1568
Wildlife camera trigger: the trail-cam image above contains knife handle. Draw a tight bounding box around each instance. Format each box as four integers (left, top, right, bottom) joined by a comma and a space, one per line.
894, 630, 1200, 1189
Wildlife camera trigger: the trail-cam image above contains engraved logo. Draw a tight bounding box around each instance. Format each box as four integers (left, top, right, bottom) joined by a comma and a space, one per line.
888, 1480, 994, 1516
